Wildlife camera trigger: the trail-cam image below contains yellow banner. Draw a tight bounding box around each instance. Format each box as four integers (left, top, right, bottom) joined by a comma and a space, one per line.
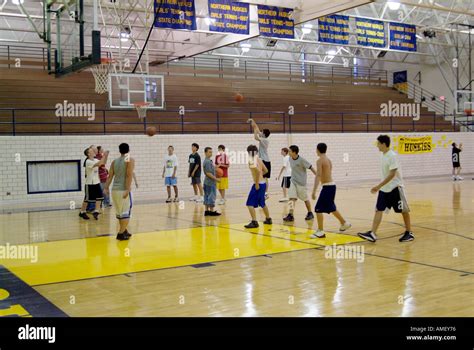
397, 136, 433, 154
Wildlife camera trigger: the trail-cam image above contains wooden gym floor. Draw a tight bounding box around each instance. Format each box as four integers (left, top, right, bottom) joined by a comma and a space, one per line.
0, 176, 473, 317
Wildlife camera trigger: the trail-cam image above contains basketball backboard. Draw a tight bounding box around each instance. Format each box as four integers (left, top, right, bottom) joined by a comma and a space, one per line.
455, 90, 474, 114
108, 73, 165, 109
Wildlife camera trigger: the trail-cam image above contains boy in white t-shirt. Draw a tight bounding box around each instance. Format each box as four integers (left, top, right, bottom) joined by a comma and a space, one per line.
276, 147, 291, 202
162, 145, 179, 203
358, 135, 414, 243
79, 146, 109, 220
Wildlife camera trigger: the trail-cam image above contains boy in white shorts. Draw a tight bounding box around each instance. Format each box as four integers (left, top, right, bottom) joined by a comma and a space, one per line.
104, 143, 135, 241
283, 145, 317, 222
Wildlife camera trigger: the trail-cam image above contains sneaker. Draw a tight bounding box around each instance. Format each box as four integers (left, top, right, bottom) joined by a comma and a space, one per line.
339, 222, 352, 232
217, 199, 226, 205
166, 198, 172, 203
244, 221, 259, 229
310, 230, 326, 238
123, 230, 132, 239
452, 176, 457, 181
173, 197, 179, 202
263, 218, 273, 225
457, 176, 464, 181
305, 212, 314, 221
283, 213, 294, 222
93, 212, 100, 220
116, 232, 130, 241
195, 197, 204, 203
279, 198, 289, 202
189, 196, 197, 202
358, 231, 377, 242
265, 193, 269, 199
204, 211, 211, 216
79, 212, 90, 220
208, 211, 221, 216
399, 231, 414, 242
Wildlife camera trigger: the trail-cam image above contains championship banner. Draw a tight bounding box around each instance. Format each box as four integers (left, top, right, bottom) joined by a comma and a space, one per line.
208, 0, 249, 35
397, 136, 433, 154
356, 18, 386, 48
154, 0, 196, 31
389, 22, 417, 51
393, 70, 408, 93
257, 5, 294, 39
318, 15, 350, 44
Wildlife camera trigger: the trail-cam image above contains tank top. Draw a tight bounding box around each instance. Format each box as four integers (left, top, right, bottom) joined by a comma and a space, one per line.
112, 156, 127, 191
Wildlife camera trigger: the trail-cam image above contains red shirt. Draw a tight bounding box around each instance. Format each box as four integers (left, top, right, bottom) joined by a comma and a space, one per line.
215, 153, 229, 177
95, 153, 108, 183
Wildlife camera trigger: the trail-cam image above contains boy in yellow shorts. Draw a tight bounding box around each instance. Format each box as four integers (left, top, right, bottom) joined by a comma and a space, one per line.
215, 145, 230, 205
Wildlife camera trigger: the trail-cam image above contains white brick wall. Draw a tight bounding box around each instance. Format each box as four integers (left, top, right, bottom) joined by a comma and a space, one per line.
0, 132, 472, 208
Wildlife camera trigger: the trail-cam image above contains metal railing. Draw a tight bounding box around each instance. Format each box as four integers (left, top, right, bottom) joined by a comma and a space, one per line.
0, 108, 463, 136
0, 44, 388, 85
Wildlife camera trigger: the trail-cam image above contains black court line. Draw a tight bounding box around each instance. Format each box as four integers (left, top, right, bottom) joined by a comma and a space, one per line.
346, 216, 474, 241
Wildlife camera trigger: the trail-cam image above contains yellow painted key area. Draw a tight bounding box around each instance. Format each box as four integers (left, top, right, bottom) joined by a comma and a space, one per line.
0, 224, 363, 286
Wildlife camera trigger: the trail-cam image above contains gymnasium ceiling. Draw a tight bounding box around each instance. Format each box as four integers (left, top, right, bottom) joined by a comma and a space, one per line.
0, 0, 371, 67
209, 0, 474, 67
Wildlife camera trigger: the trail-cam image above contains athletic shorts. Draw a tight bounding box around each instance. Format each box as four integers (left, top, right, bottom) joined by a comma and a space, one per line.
112, 190, 132, 219
84, 183, 104, 203
376, 186, 410, 213
204, 184, 216, 206
165, 177, 178, 186
191, 176, 201, 185
453, 162, 461, 168
262, 160, 271, 179
217, 177, 228, 190
246, 183, 267, 208
315, 185, 337, 214
281, 176, 291, 189
288, 181, 308, 201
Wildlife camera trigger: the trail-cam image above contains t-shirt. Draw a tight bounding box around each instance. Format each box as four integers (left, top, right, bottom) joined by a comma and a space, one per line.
289, 156, 312, 186
452, 147, 461, 164
259, 136, 270, 162
380, 150, 403, 193
85, 158, 100, 185
203, 158, 215, 186
215, 152, 229, 178
188, 152, 201, 177
164, 154, 179, 177
95, 153, 108, 183
282, 155, 291, 177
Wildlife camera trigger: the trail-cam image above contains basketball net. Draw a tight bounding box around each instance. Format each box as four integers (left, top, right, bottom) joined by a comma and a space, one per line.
134, 102, 152, 119
91, 58, 114, 94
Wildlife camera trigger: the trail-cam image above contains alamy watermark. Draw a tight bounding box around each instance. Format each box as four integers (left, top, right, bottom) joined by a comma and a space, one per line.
324, 243, 365, 263
0, 243, 38, 263
55, 100, 95, 121
380, 100, 420, 121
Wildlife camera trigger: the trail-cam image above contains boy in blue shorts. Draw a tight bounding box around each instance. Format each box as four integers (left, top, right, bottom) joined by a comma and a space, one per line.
203, 147, 221, 216
244, 145, 272, 229
162, 145, 179, 203
310, 143, 351, 238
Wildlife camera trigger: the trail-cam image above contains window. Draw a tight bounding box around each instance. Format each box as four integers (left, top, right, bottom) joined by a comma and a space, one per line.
27, 160, 81, 194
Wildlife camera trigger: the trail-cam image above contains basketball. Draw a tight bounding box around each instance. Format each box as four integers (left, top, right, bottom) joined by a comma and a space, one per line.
234, 93, 244, 102
146, 126, 157, 136
216, 167, 224, 178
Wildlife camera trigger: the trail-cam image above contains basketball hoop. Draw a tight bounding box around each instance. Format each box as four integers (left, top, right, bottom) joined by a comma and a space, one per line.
134, 101, 152, 119
91, 58, 114, 94
464, 109, 473, 117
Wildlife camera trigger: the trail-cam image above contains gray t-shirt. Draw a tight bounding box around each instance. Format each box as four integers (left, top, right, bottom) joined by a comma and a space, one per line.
203, 157, 215, 186
258, 136, 270, 162
289, 156, 312, 186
